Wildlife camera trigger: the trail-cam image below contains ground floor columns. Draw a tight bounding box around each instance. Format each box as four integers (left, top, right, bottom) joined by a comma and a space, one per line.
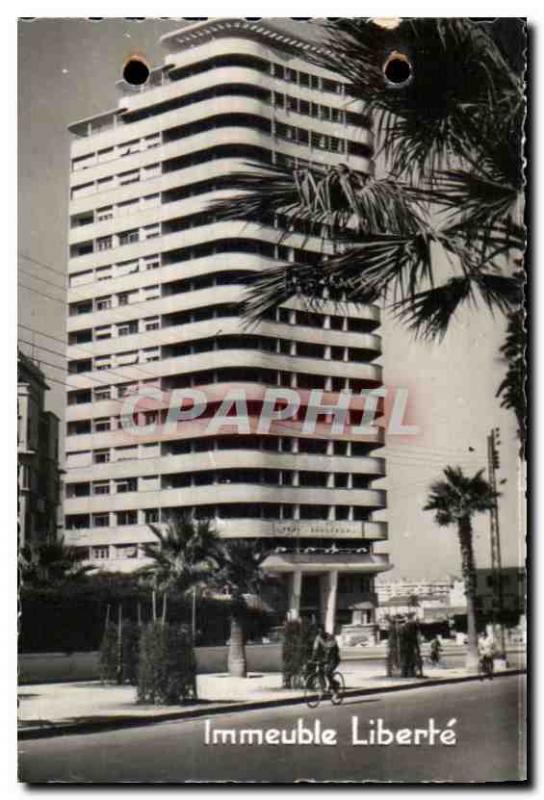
287, 569, 302, 620
324, 570, 338, 634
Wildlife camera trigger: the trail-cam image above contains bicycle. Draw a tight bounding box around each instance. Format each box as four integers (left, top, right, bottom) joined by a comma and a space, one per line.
303, 660, 345, 708
479, 654, 494, 680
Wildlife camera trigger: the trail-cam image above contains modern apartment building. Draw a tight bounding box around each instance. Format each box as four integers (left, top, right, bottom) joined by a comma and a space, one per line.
18, 351, 61, 553
64, 18, 389, 635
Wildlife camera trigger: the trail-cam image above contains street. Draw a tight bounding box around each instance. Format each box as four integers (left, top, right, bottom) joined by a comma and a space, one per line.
19, 674, 526, 783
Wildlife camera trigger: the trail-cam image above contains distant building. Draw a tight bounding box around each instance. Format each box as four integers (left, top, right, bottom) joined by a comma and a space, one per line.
375, 577, 454, 605
18, 351, 61, 554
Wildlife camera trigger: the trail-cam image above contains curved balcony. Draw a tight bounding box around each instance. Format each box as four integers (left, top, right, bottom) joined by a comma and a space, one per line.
64, 449, 387, 482
67, 317, 381, 367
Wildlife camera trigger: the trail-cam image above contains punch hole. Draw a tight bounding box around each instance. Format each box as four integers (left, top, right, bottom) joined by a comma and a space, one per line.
383, 51, 412, 87
123, 56, 150, 86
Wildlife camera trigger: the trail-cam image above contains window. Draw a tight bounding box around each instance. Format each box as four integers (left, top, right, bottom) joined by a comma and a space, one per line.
97, 176, 114, 191
141, 193, 161, 210
273, 92, 285, 108
95, 356, 111, 371
120, 139, 140, 156
119, 170, 139, 186
91, 545, 110, 559
96, 266, 112, 281
93, 481, 110, 495
95, 296, 112, 311
72, 182, 94, 200
118, 321, 138, 336
94, 417, 111, 432
144, 508, 159, 523
97, 147, 114, 163
144, 133, 161, 149
117, 510, 137, 525
93, 449, 110, 464
116, 544, 138, 558
117, 199, 139, 217
72, 153, 96, 171
96, 236, 113, 252
143, 223, 160, 240
116, 259, 139, 278
118, 229, 139, 246
95, 325, 112, 340
92, 513, 110, 528
144, 316, 160, 331
117, 382, 136, 398
143, 163, 160, 179
273, 64, 284, 79
93, 386, 111, 401
118, 292, 129, 306
117, 351, 139, 366
142, 347, 159, 362
116, 478, 137, 493
143, 285, 160, 301
144, 254, 160, 270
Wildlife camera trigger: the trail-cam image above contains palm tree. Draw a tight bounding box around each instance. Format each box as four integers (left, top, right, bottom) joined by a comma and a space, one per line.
209, 18, 525, 337
213, 539, 272, 678
424, 466, 497, 669
496, 307, 526, 458
140, 513, 220, 624
20, 537, 93, 587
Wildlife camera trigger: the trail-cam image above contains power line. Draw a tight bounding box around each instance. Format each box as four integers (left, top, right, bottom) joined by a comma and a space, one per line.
19, 252, 66, 278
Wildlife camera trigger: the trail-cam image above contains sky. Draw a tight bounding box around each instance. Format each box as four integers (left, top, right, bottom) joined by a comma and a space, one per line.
17, 18, 526, 581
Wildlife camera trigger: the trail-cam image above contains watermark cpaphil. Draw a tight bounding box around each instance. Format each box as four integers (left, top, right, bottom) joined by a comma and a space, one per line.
117, 384, 420, 442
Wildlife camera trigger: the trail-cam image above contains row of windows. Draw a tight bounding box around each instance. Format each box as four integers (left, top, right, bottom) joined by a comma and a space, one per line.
121, 55, 350, 125
65, 435, 381, 469
65, 503, 374, 530
68, 331, 377, 377
167, 54, 348, 96
71, 111, 371, 203
72, 133, 161, 171
71, 82, 363, 174
66, 469, 375, 498
70, 176, 234, 229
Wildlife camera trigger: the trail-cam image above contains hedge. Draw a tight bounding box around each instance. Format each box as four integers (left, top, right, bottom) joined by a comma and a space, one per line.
137, 622, 197, 705
282, 618, 316, 688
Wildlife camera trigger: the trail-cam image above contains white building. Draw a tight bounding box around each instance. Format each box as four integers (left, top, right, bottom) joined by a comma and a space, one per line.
63, 18, 389, 634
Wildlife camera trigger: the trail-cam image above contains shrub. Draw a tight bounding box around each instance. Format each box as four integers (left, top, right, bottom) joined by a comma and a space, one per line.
282, 618, 316, 688
137, 622, 197, 705
99, 622, 120, 683
99, 620, 142, 685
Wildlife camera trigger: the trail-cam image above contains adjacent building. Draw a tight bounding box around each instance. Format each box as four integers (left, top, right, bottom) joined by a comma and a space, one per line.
18, 351, 61, 554
63, 18, 389, 635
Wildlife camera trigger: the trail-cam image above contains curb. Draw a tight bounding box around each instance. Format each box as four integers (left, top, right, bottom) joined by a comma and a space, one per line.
18, 668, 525, 741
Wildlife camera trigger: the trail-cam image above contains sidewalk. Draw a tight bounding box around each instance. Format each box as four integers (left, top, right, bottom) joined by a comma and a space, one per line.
19, 663, 524, 740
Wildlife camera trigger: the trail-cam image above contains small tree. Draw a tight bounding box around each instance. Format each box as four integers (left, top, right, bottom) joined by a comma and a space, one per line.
424, 466, 497, 670
137, 622, 196, 705
139, 513, 220, 622
213, 539, 272, 678
282, 618, 315, 688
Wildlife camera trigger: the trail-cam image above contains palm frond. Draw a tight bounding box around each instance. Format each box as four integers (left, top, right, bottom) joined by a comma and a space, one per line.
393, 271, 521, 339
308, 18, 525, 178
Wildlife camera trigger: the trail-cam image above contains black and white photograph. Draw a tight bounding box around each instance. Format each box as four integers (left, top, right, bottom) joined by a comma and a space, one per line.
16, 15, 527, 784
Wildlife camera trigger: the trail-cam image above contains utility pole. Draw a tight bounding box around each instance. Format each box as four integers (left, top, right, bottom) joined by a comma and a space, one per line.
487, 428, 506, 656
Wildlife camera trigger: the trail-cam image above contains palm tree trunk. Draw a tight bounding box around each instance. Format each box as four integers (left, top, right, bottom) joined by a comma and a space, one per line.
458, 518, 479, 671
228, 608, 247, 678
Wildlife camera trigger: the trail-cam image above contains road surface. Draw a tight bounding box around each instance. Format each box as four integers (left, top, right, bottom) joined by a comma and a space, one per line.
19, 674, 526, 784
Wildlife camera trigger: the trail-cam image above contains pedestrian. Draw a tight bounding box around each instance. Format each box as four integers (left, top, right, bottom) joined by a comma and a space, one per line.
478, 631, 495, 679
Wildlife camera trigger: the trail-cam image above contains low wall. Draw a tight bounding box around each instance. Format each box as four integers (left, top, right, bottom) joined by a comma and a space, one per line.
19, 644, 283, 685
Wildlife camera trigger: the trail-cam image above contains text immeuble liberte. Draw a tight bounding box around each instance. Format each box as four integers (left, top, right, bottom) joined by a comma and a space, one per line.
204, 717, 458, 746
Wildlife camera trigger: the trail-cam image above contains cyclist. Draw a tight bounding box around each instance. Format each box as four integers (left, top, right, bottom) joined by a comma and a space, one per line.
312, 625, 340, 694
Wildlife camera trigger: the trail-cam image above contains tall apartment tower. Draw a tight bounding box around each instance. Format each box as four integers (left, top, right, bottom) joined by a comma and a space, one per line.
64, 19, 389, 637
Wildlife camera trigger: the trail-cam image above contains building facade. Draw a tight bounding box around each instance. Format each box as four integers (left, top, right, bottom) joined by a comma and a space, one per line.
18, 351, 61, 554
63, 19, 389, 634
